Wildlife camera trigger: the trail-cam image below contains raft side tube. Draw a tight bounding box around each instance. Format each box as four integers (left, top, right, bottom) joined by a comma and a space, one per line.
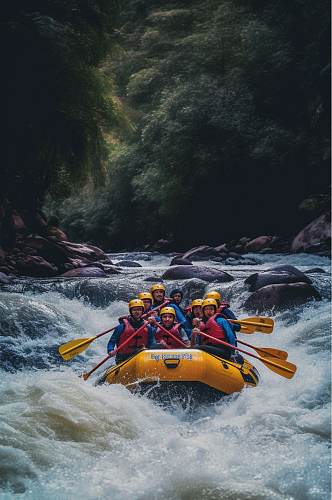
103, 349, 259, 395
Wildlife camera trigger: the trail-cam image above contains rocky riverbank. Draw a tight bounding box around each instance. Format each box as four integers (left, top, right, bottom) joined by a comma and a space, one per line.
0, 198, 330, 282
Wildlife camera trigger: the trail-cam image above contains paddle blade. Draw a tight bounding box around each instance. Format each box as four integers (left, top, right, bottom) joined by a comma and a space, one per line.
260, 356, 297, 379
59, 337, 95, 361
238, 316, 274, 334
239, 324, 256, 334
256, 347, 288, 360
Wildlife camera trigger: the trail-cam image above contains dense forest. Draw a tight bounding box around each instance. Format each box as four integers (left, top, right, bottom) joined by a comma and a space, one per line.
1, 0, 330, 251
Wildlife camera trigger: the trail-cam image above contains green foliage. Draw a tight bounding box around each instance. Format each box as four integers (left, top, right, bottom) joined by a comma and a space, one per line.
50, 0, 330, 248
1, 0, 118, 210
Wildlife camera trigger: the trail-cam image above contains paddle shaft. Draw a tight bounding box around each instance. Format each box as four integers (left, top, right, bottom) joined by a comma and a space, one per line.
154, 322, 189, 348
198, 331, 294, 374
83, 321, 149, 380
230, 319, 271, 329
84, 300, 170, 344
236, 339, 286, 359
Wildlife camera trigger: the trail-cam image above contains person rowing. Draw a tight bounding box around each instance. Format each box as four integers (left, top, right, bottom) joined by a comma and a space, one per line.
138, 292, 154, 313
186, 299, 203, 328
192, 298, 241, 361
204, 290, 240, 332
167, 288, 192, 338
149, 307, 190, 349
107, 299, 155, 364
150, 283, 168, 309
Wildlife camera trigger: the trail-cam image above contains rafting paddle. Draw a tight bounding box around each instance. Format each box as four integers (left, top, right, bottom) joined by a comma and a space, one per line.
59, 300, 171, 361
236, 339, 288, 360
198, 331, 296, 379
153, 322, 189, 348
82, 322, 149, 380
230, 316, 274, 334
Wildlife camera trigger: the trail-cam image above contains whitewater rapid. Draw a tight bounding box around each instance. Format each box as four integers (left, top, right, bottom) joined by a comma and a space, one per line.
0, 253, 330, 499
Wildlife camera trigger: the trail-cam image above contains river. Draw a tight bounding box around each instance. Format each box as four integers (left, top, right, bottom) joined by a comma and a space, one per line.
0, 252, 330, 499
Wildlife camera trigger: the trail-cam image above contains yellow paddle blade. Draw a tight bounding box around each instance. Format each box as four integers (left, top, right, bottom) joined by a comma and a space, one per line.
236, 316, 274, 334
58, 337, 95, 361
239, 324, 256, 334
254, 347, 288, 360
260, 356, 297, 379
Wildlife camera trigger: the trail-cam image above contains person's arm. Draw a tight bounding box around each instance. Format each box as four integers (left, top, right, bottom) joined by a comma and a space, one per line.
172, 303, 192, 337
107, 324, 123, 353
217, 318, 237, 346
221, 308, 241, 332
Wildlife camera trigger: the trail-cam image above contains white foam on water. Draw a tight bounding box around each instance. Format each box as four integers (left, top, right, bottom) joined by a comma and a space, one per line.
0, 255, 330, 499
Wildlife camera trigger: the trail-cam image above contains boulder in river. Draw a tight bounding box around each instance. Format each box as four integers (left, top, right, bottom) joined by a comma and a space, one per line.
182, 245, 221, 261
304, 268, 326, 274
0, 272, 12, 284
115, 260, 142, 267
61, 267, 107, 278
243, 282, 321, 312
245, 236, 272, 252
162, 265, 233, 282
245, 265, 312, 292
291, 212, 331, 255
16, 255, 58, 277
214, 243, 228, 253
170, 256, 193, 266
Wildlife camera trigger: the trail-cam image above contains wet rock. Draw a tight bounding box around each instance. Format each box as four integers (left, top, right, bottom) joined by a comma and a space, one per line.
259, 247, 273, 254
239, 237, 251, 245
21, 236, 70, 266
244, 282, 321, 312
61, 267, 107, 278
304, 268, 326, 274
144, 276, 163, 282
170, 256, 193, 266
245, 265, 311, 292
182, 245, 220, 261
214, 244, 228, 253
291, 212, 331, 255
245, 236, 272, 252
228, 251, 240, 258
47, 226, 68, 241
58, 241, 108, 261
102, 264, 121, 275
0, 272, 12, 284
162, 265, 233, 282
16, 256, 58, 277
116, 260, 142, 267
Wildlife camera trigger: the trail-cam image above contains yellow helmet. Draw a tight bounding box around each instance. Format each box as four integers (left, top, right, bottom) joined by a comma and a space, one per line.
160, 307, 176, 317
204, 291, 221, 301
191, 299, 203, 308
202, 298, 218, 310
138, 292, 153, 302
128, 299, 144, 310
150, 283, 166, 293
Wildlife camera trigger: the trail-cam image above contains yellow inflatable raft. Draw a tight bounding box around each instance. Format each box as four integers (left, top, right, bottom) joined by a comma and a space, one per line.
101, 349, 260, 402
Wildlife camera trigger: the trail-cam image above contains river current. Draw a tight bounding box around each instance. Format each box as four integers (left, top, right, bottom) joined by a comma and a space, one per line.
0, 252, 330, 499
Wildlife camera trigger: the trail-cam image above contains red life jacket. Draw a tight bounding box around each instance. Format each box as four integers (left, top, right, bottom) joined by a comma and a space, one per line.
118, 319, 149, 354
199, 314, 227, 346
155, 323, 182, 348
